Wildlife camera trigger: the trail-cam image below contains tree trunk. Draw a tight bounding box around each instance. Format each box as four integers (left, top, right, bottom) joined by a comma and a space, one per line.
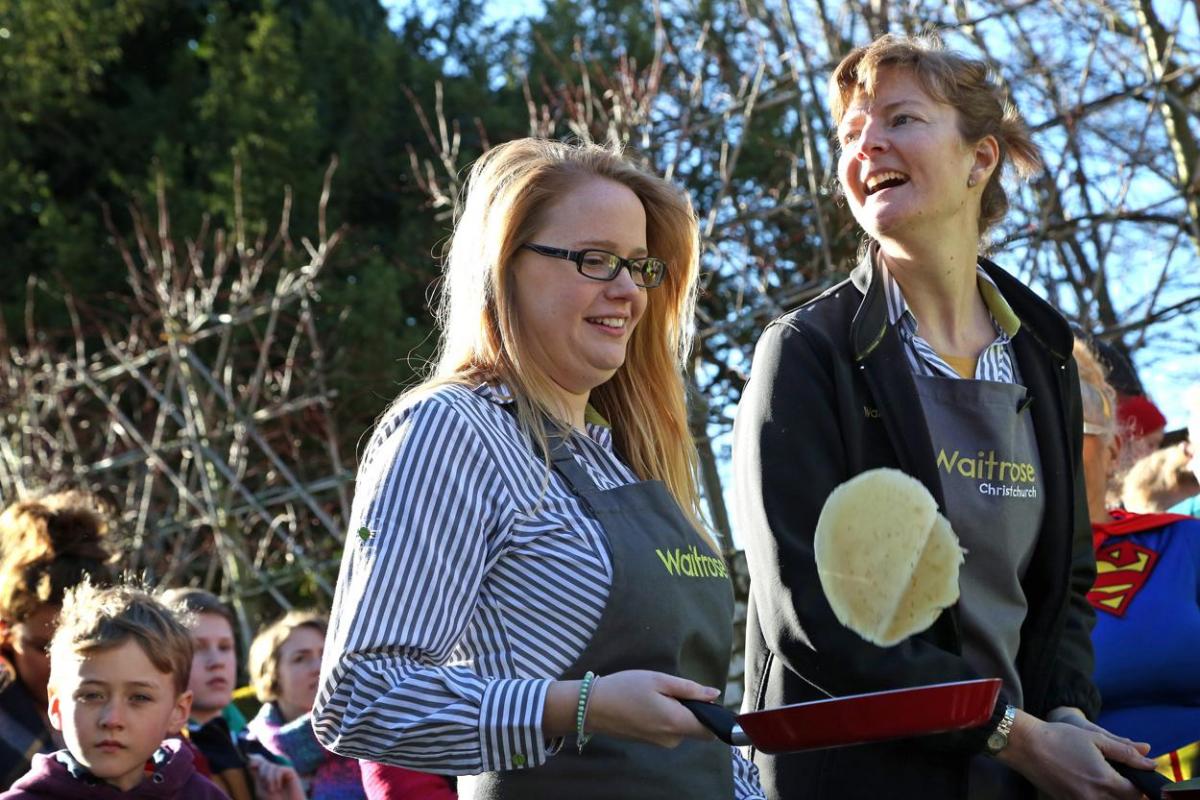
688, 372, 733, 547
1135, 0, 1200, 255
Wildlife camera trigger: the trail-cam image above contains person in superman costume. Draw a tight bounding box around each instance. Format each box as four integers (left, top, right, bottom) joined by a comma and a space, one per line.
1076, 338, 1200, 783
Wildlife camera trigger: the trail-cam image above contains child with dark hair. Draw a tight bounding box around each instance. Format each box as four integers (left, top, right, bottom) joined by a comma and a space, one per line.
0, 491, 114, 789
0, 582, 225, 798
160, 588, 301, 800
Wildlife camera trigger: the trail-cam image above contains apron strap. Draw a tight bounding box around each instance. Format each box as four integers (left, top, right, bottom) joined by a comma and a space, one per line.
496, 398, 605, 497
546, 434, 603, 496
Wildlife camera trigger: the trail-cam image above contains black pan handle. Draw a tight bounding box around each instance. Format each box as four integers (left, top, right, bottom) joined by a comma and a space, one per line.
680, 699, 742, 746
1110, 761, 1171, 799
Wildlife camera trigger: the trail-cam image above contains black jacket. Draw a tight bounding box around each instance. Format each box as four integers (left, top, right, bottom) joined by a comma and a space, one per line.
733, 255, 1100, 800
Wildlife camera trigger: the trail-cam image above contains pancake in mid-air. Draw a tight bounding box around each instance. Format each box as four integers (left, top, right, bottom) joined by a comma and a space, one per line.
814, 468, 964, 647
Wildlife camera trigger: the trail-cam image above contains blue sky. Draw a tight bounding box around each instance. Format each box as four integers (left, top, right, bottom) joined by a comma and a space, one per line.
383, 0, 546, 27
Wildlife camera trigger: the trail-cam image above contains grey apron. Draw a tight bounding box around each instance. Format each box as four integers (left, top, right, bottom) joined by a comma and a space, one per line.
914, 375, 1045, 800
471, 432, 736, 800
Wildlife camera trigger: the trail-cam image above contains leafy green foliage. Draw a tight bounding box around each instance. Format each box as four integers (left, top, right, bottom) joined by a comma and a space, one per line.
0, 0, 528, 449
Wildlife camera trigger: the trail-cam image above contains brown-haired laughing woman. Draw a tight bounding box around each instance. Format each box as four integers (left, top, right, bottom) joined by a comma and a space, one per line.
735, 34, 1154, 800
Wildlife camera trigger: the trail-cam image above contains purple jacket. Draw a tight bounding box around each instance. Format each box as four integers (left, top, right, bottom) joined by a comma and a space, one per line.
247, 703, 365, 800
0, 738, 226, 799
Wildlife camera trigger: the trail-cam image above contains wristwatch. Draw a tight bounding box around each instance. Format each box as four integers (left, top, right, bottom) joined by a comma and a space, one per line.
986, 704, 1017, 756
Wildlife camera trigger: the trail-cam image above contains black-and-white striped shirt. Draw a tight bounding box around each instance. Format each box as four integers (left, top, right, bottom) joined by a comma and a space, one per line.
313, 382, 763, 798
880, 263, 1020, 384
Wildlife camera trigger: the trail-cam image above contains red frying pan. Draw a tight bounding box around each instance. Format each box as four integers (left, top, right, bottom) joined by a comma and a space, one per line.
683, 679, 1178, 799
682, 677, 1000, 753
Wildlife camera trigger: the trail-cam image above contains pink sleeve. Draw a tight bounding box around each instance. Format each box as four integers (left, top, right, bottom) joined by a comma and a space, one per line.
360, 760, 457, 799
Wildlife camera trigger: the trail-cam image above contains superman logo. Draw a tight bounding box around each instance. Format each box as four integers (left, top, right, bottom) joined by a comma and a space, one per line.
1088, 540, 1159, 617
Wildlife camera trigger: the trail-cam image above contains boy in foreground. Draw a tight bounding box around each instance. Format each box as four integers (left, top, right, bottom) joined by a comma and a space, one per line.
0, 582, 226, 798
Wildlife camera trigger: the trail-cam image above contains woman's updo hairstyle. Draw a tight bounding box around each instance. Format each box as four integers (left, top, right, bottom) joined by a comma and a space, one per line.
829, 33, 1043, 236
0, 490, 115, 624
1073, 338, 1119, 445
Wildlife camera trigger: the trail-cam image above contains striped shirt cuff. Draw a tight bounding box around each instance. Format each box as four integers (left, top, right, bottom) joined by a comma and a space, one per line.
478, 677, 553, 771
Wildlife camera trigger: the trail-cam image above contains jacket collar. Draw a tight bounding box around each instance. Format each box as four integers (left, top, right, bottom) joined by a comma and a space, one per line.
848, 242, 1073, 363
849, 245, 887, 362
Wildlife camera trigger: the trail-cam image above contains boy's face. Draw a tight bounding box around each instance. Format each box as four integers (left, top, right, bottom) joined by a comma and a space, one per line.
48, 639, 191, 792
187, 612, 236, 723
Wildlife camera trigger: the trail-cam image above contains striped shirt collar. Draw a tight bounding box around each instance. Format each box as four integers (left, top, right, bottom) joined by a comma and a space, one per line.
879, 259, 1021, 340
859, 249, 1020, 383
474, 381, 615, 446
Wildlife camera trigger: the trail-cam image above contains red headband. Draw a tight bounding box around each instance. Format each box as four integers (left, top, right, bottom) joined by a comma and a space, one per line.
1117, 394, 1167, 438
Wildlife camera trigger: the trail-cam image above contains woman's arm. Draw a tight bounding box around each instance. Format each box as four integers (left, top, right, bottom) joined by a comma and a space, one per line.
996, 709, 1152, 800
545, 672, 720, 746
312, 397, 552, 775
997, 357, 1157, 798
312, 395, 719, 773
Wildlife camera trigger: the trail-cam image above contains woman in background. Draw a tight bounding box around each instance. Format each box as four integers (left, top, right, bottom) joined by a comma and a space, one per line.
1076, 338, 1200, 783
246, 610, 456, 799
0, 491, 113, 790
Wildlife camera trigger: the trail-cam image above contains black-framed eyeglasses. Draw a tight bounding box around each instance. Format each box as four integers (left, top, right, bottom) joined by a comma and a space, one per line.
522, 243, 668, 289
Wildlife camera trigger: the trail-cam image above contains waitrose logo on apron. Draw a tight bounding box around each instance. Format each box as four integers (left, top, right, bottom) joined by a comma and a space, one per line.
937, 448, 1038, 498
656, 545, 729, 578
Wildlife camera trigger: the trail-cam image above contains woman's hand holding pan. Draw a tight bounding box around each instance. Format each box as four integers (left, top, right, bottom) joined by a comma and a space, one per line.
544, 670, 721, 748
996, 709, 1156, 800
587, 670, 722, 747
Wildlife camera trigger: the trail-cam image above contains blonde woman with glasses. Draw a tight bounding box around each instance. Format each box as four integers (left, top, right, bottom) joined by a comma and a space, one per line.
313, 138, 763, 800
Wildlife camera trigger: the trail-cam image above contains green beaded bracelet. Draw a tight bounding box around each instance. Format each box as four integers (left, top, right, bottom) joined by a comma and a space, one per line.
576, 671, 597, 753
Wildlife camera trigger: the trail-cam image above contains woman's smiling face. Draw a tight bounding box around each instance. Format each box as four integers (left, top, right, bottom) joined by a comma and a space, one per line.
511, 177, 649, 403
837, 67, 985, 243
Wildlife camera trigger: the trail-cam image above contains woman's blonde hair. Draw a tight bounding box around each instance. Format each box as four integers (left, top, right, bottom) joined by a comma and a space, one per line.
247, 609, 326, 703
402, 137, 712, 547
830, 33, 1043, 236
